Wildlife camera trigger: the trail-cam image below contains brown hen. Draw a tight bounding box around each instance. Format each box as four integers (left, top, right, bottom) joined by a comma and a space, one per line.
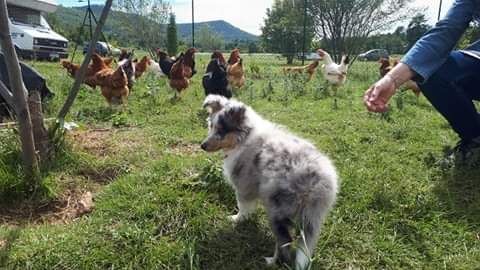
227, 49, 245, 88
227, 48, 241, 65
87, 66, 129, 105
61, 53, 112, 88
169, 54, 189, 98
182, 48, 197, 78
134, 56, 151, 79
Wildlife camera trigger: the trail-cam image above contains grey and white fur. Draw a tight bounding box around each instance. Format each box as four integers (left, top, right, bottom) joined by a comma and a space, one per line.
201, 95, 339, 270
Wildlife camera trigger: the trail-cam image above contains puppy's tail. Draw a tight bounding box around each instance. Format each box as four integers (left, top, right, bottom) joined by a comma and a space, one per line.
295, 199, 333, 270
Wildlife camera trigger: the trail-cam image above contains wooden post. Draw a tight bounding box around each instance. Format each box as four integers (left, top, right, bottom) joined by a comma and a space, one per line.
437, 0, 443, 21
0, 80, 13, 106
57, 0, 113, 122
0, 0, 40, 187
192, 0, 195, 48
302, 0, 307, 66
28, 91, 50, 163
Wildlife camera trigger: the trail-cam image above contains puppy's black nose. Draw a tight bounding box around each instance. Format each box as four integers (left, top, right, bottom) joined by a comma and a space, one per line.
200, 142, 207, 151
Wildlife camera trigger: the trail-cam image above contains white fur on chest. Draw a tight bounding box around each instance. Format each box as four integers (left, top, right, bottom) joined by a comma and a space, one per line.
222, 147, 243, 186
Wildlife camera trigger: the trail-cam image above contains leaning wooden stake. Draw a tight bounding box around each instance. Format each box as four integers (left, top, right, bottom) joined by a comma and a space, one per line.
57, 0, 113, 122
28, 91, 50, 163
0, 80, 13, 106
0, 0, 40, 187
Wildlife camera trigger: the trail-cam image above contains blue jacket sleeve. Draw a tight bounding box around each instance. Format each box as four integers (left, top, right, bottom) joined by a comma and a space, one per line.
401, 0, 476, 83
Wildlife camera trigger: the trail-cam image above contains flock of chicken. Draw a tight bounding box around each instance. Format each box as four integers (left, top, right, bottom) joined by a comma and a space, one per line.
283, 49, 350, 87
61, 52, 150, 105
60, 47, 420, 107
60, 47, 246, 104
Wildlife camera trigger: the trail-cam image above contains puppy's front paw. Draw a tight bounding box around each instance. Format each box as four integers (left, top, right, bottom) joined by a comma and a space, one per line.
264, 256, 277, 266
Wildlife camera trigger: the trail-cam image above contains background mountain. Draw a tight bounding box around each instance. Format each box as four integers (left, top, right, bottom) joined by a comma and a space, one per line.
177, 20, 258, 42
50, 5, 258, 48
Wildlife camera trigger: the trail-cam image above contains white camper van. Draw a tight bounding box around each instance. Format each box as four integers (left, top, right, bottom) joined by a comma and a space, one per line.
5, 0, 68, 60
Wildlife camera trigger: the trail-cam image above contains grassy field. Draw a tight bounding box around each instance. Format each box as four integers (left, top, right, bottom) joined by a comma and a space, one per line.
0, 53, 479, 269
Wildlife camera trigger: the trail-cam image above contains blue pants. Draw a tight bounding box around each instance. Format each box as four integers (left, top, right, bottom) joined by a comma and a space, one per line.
421, 51, 480, 141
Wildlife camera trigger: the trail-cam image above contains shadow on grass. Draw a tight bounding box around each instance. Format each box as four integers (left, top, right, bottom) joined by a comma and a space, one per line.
434, 165, 480, 228
0, 228, 21, 268
194, 219, 277, 270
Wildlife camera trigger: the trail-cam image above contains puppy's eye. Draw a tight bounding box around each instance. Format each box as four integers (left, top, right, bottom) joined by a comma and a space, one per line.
216, 125, 227, 137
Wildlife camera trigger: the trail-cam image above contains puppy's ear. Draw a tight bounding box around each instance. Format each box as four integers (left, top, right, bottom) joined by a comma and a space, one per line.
203, 95, 229, 115
224, 103, 246, 126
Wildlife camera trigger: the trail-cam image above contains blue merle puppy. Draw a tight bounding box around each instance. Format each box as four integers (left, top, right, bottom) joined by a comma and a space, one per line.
201, 95, 339, 270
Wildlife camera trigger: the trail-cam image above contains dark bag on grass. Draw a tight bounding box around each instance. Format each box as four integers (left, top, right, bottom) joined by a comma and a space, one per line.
0, 53, 53, 119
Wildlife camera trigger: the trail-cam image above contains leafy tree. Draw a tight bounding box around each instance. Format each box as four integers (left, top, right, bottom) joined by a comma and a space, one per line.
167, 13, 178, 56
406, 13, 430, 50
197, 25, 224, 51
248, 42, 259, 54
310, 0, 414, 62
114, 0, 170, 50
261, 0, 314, 64
363, 29, 407, 55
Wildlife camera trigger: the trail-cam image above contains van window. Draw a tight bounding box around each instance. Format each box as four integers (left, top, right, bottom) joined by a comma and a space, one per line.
8, 5, 42, 26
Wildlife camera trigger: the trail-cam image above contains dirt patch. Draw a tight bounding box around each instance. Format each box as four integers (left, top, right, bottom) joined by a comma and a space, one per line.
166, 142, 201, 155
70, 128, 114, 157
0, 190, 95, 226
69, 127, 144, 158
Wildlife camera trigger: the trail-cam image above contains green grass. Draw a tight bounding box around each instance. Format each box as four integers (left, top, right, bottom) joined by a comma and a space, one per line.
0, 54, 479, 269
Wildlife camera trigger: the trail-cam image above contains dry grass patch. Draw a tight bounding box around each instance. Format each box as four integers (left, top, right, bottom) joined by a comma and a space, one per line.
0, 189, 94, 226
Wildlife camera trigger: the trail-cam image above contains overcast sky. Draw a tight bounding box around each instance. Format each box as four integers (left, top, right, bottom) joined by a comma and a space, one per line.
58, 0, 456, 35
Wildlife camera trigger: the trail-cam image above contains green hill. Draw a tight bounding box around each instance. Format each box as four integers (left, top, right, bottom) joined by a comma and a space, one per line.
177, 20, 258, 42
50, 5, 258, 48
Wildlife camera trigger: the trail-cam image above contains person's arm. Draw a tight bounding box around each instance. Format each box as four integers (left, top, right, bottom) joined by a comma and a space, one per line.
402, 0, 476, 83
384, 63, 415, 88
363, 62, 415, 112
364, 0, 476, 112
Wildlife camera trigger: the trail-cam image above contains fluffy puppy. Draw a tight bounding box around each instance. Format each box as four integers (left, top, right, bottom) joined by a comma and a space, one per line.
201, 95, 339, 270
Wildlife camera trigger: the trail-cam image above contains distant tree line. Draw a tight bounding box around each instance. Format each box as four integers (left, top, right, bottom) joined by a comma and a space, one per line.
364, 13, 431, 55
261, 0, 418, 63
261, 0, 480, 63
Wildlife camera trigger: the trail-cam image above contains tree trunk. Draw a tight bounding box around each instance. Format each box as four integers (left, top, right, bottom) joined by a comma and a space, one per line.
0, 0, 41, 188
57, 0, 114, 122
287, 55, 294, 65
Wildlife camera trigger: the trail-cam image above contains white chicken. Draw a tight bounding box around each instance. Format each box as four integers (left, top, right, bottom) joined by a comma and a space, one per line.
317, 49, 350, 108
146, 59, 165, 77
318, 49, 349, 85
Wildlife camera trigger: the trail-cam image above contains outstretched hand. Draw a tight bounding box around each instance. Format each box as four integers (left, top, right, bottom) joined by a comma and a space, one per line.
363, 75, 397, 113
